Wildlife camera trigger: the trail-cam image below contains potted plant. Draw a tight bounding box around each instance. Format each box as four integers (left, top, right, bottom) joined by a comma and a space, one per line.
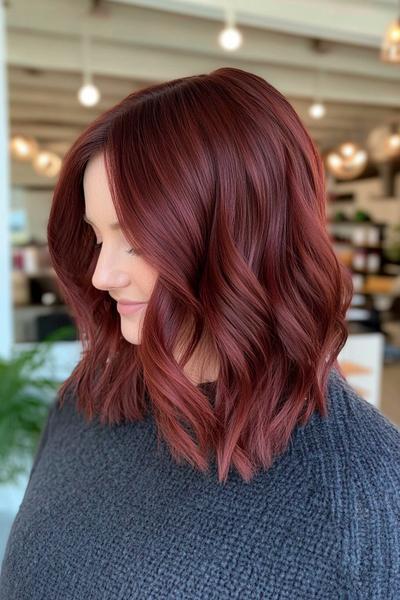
384, 223, 400, 264
0, 325, 74, 485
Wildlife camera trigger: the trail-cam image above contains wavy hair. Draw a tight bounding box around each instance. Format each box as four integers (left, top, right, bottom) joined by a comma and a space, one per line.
47, 67, 353, 484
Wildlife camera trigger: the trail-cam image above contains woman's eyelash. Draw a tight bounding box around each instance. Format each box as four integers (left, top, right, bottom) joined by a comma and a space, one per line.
94, 242, 136, 256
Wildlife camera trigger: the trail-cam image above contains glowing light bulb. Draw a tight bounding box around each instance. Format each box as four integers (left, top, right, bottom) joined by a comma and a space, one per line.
33, 150, 62, 178
9, 135, 39, 161
340, 143, 356, 157
389, 133, 400, 149
78, 83, 100, 107
218, 26, 242, 51
325, 142, 368, 180
381, 18, 400, 63
308, 102, 326, 119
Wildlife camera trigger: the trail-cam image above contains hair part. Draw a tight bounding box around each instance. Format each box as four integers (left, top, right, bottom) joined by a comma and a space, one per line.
47, 67, 353, 484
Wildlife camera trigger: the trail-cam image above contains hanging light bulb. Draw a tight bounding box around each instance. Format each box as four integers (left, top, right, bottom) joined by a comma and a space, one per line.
382, 122, 400, 158
389, 132, 400, 149
218, 2, 242, 51
78, 30, 101, 107
325, 141, 368, 180
388, 124, 400, 150
309, 101, 326, 119
78, 78, 100, 107
9, 135, 39, 161
341, 142, 357, 158
32, 150, 62, 178
381, 0, 400, 63
219, 26, 242, 51
308, 66, 326, 120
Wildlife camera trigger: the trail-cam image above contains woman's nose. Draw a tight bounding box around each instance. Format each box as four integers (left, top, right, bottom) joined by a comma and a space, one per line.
91, 256, 131, 292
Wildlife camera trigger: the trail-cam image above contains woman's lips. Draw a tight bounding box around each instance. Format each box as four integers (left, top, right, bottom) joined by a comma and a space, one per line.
116, 301, 147, 316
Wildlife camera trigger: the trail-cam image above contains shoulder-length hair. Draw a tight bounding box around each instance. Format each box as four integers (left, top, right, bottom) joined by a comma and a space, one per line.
47, 67, 353, 484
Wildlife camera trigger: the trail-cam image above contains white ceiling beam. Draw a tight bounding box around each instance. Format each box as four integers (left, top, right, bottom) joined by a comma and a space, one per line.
8, 71, 399, 121
5, 0, 400, 83
108, 0, 400, 48
5, 28, 400, 107
9, 99, 394, 133
7, 67, 144, 97
9, 123, 81, 142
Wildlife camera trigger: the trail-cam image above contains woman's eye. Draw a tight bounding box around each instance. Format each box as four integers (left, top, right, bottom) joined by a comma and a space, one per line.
93, 241, 136, 256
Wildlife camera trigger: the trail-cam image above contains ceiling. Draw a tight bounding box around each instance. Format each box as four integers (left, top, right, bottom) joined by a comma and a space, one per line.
5, 0, 400, 187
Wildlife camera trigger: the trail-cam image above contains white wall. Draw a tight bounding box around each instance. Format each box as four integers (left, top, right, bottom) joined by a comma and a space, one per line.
0, 1, 12, 360
11, 187, 53, 244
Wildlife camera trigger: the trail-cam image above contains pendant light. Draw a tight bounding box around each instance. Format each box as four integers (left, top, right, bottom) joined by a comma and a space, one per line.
308, 41, 327, 120
386, 122, 400, 155
381, 0, 400, 63
77, 30, 101, 107
9, 135, 39, 161
218, 0, 242, 51
325, 141, 368, 180
33, 150, 62, 178
308, 68, 326, 119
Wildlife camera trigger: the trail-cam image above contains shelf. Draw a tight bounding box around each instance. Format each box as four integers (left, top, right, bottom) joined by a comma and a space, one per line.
13, 304, 67, 312
334, 241, 382, 249
328, 221, 387, 227
12, 267, 56, 278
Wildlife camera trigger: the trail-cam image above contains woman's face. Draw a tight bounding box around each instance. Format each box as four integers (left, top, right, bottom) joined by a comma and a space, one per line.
83, 152, 158, 345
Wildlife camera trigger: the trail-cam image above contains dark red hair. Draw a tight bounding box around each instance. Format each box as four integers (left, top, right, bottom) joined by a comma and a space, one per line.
47, 67, 353, 484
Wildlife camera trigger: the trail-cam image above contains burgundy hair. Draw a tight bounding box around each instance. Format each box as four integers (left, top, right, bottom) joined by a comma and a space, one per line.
47, 67, 353, 484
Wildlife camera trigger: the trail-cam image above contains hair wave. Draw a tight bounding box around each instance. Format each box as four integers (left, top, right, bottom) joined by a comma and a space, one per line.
47, 67, 353, 484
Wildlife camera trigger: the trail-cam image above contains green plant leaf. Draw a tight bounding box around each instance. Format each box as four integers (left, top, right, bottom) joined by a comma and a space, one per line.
0, 324, 74, 484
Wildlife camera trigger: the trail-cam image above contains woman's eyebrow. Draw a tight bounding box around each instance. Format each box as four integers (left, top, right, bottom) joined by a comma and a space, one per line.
83, 214, 121, 230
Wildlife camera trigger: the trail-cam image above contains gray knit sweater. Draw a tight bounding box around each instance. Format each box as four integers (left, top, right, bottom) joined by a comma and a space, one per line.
0, 367, 399, 599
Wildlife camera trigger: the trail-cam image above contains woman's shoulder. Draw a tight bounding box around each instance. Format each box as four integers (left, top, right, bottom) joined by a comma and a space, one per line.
292, 367, 400, 596
27, 385, 80, 484
296, 367, 400, 490
290, 365, 400, 528
295, 367, 400, 465
328, 367, 399, 464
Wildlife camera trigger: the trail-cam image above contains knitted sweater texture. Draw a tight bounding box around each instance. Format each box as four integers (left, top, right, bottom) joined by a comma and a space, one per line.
0, 367, 399, 599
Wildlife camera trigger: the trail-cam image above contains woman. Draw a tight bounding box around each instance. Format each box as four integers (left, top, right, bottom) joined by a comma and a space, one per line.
1, 67, 399, 599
